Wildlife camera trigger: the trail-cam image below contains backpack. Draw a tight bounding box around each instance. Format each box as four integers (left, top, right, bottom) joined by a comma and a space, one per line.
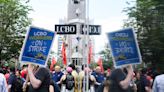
13, 77, 24, 92
65, 73, 74, 90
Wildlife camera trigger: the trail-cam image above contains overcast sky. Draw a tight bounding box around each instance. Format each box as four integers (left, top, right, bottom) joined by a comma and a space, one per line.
28, 0, 134, 55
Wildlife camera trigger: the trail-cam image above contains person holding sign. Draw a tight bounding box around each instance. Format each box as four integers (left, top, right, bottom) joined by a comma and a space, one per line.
19, 27, 54, 92
110, 65, 135, 92
27, 64, 50, 92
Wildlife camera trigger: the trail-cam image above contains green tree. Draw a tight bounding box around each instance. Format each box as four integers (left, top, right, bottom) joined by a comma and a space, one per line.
98, 44, 113, 70
124, 0, 164, 72
0, 0, 32, 63
89, 62, 97, 70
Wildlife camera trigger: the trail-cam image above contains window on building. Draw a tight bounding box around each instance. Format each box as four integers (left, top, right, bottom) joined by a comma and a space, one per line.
73, 0, 80, 4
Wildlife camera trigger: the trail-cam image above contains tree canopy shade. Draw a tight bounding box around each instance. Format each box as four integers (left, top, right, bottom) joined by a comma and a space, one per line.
123, 0, 164, 72
0, 0, 32, 62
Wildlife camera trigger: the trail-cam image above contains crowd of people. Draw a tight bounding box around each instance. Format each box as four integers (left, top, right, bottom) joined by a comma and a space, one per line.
0, 63, 164, 92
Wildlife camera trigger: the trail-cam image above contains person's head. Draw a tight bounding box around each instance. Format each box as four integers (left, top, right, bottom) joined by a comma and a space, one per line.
69, 64, 76, 70
95, 66, 101, 73
141, 68, 147, 75
81, 64, 85, 70
55, 65, 61, 72
22, 64, 28, 70
66, 67, 73, 73
84, 67, 91, 73
16, 70, 21, 77
4, 70, 9, 74
135, 71, 140, 79
10, 67, 15, 74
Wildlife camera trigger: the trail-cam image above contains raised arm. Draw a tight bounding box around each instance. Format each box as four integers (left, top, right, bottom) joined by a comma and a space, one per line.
28, 64, 42, 89
119, 65, 133, 90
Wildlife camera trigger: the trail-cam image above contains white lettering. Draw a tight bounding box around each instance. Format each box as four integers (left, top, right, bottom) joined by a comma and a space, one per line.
56, 26, 75, 33
119, 41, 128, 47
89, 26, 100, 34
34, 40, 43, 46
115, 33, 129, 37
60, 26, 65, 32
28, 45, 47, 53
34, 32, 47, 36
115, 47, 134, 54
56, 26, 60, 32
70, 26, 75, 32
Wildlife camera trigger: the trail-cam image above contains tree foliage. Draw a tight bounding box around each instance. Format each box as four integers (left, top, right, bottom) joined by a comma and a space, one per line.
0, 0, 32, 62
124, 0, 164, 72
98, 44, 113, 70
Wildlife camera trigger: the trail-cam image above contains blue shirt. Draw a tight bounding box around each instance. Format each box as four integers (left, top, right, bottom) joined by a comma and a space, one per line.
52, 71, 64, 82
153, 74, 164, 92
92, 72, 104, 83
8, 73, 17, 92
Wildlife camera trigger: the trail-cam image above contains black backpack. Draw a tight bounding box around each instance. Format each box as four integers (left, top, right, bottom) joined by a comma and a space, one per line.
65, 73, 74, 90
13, 77, 24, 92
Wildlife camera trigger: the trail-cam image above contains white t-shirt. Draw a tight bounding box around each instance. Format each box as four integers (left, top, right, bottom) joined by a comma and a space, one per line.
0, 73, 8, 92
153, 74, 164, 92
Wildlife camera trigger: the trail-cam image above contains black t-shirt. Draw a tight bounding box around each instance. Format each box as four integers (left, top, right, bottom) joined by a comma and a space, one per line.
28, 67, 50, 92
140, 75, 149, 92
8, 73, 16, 92
135, 79, 142, 92
110, 68, 130, 92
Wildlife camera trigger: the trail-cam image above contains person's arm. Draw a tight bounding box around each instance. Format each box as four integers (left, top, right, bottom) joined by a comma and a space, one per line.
145, 86, 151, 92
119, 65, 133, 90
23, 73, 30, 92
28, 64, 42, 89
90, 75, 96, 82
133, 83, 137, 92
57, 74, 66, 84
8, 85, 11, 92
49, 85, 54, 92
90, 75, 100, 86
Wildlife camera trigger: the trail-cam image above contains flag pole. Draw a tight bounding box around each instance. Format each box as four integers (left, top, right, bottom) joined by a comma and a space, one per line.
86, 0, 89, 91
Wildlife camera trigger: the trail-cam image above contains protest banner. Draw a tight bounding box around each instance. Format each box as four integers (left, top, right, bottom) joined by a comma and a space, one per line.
19, 26, 55, 67
107, 28, 142, 67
